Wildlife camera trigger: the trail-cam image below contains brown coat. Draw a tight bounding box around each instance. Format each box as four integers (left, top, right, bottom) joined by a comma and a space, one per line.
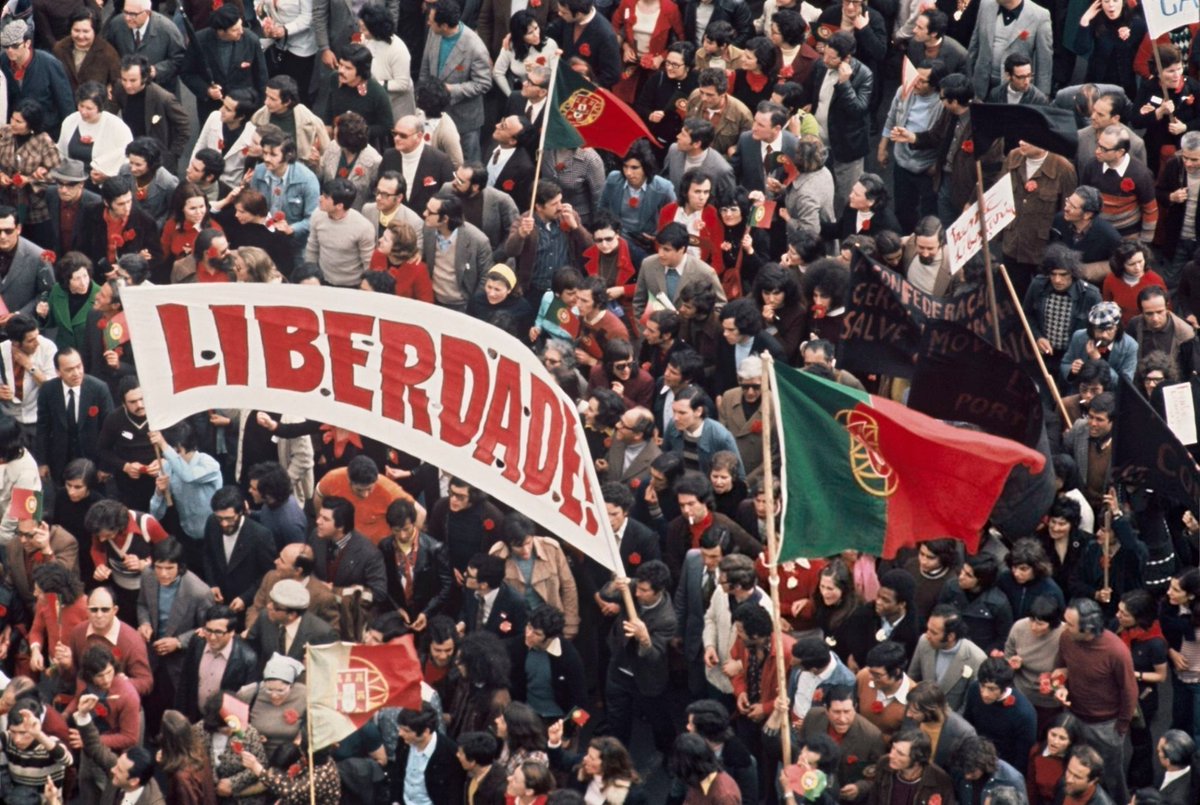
899, 237, 957, 297
3, 525, 79, 608
1001, 150, 1077, 264
489, 536, 580, 638
716, 388, 778, 484
244, 571, 341, 634
52, 36, 123, 93
685, 92, 753, 156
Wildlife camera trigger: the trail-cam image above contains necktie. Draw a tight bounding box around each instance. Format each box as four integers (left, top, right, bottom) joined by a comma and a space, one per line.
491, 149, 500, 165
66, 388, 77, 429
474, 594, 486, 631
665, 268, 680, 300
701, 570, 716, 607
326, 540, 341, 581
524, 103, 533, 120
278, 624, 290, 655
763, 143, 774, 174
133, 29, 142, 49
12, 361, 24, 400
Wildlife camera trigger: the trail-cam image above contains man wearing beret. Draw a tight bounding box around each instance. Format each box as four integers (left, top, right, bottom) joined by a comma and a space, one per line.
243, 578, 337, 673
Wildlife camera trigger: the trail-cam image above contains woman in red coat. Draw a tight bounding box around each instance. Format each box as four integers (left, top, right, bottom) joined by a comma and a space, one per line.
27, 563, 88, 681
610, 0, 684, 104
657, 169, 724, 266
582, 211, 640, 338
369, 219, 433, 303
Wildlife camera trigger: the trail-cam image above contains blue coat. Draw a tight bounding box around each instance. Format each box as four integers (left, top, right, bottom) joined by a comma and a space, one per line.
1, 52, 73, 136
662, 417, 745, 478
1060, 329, 1137, 387
954, 759, 1028, 805
599, 172, 675, 243
249, 162, 320, 246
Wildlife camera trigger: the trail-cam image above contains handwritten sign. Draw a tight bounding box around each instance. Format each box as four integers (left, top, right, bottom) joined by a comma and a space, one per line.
1141, 0, 1200, 40
946, 178, 1016, 274
1163, 381, 1198, 446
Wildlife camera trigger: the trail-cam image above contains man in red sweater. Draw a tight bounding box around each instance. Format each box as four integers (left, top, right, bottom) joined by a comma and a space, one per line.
1053, 597, 1137, 805
56, 586, 153, 700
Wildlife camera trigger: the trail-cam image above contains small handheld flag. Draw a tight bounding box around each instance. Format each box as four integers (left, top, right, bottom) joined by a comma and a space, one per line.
103, 313, 130, 351
750, 200, 777, 229
7, 488, 42, 522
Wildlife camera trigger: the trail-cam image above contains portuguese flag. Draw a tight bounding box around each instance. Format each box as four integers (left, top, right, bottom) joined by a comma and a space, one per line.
307, 638, 422, 749
103, 312, 130, 351
771, 362, 1045, 560
544, 64, 656, 156
7, 488, 42, 522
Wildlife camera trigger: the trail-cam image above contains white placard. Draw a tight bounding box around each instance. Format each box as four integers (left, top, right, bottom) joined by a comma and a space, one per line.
947, 177, 1016, 274
1141, 0, 1200, 41
1163, 381, 1198, 446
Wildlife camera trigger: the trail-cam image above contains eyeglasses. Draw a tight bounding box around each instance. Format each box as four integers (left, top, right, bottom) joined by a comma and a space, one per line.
0, 228, 18, 235
375, 189, 398, 198
664, 60, 685, 68
205, 627, 230, 636
392, 130, 414, 138
1095, 145, 1122, 153
88, 606, 113, 613
612, 360, 634, 370
740, 383, 761, 392
15, 530, 38, 539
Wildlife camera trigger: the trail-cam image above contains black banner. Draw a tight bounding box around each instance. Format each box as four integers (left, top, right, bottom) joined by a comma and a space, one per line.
909, 320, 1044, 447
1114, 378, 1200, 511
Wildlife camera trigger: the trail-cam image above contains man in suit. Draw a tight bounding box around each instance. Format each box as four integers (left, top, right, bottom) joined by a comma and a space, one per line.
0, 206, 53, 320
714, 298, 785, 396
112, 56, 190, 178
603, 407, 661, 485
379, 497, 453, 630
633, 223, 726, 320
985, 53, 1049, 106
665, 118, 735, 199
906, 681, 978, 771
458, 552, 527, 642
866, 569, 921, 661
420, 195, 493, 312
485, 115, 535, 209
135, 537, 213, 733
382, 115, 455, 216
1158, 730, 1197, 805
6, 513, 79, 610
907, 605, 988, 712
39, 160, 103, 258
716, 355, 777, 482
363, 171, 424, 249
967, 0, 1053, 100
391, 703, 465, 804
675, 529, 730, 698
869, 729, 957, 805
729, 101, 798, 195
509, 604, 588, 720
419, 0, 492, 163
548, 0, 621, 88
181, 5, 269, 122
246, 542, 341, 634
806, 32, 873, 213
456, 731, 508, 804
77, 176, 163, 281
685, 68, 753, 156
102, 0, 186, 93
69, 700, 165, 805
244, 578, 338, 671
309, 494, 389, 614
442, 163, 519, 254
202, 485, 276, 615
175, 603, 260, 722
1076, 92, 1148, 172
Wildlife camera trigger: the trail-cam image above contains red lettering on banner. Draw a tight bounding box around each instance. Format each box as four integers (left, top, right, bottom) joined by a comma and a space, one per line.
255, 307, 324, 392
439, 336, 489, 447
157, 304, 219, 392
325, 312, 376, 411
522, 376, 563, 495
211, 306, 249, 386
473, 356, 523, 483
378, 322, 435, 434
557, 399, 598, 534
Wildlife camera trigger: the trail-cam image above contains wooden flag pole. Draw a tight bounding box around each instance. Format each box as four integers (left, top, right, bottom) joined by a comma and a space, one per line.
528, 63, 562, 217
974, 160, 1004, 348
997, 264, 1074, 430
761, 353, 791, 769
307, 645, 316, 805
1150, 46, 1180, 130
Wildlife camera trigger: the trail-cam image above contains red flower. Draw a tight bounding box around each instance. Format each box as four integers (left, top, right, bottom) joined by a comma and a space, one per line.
230, 740, 244, 754
1024, 180, 1038, 193
846, 754, 859, 765
424, 133, 431, 142
273, 187, 282, 196
870, 701, 884, 713
502, 179, 515, 191
536, 56, 547, 66
423, 176, 436, 187
217, 139, 224, 151
929, 796, 942, 805
499, 620, 512, 633
80, 136, 93, 145
629, 196, 640, 208
337, 167, 349, 178
1038, 674, 1053, 695
94, 703, 108, 718
1018, 30, 1029, 40
860, 218, 871, 232
354, 166, 364, 176
630, 478, 641, 489
1003, 694, 1016, 707
11, 173, 24, 187
87, 405, 98, 417
41, 250, 55, 264
812, 688, 824, 703
1120, 177, 1135, 193
555, 162, 566, 170
455, 64, 465, 72
628, 552, 642, 565
357, 82, 368, 96
483, 518, 495, 531
961, 139, 975, 155
271, 211, 285, 222
580, 43, 592, 57
123, 230, 135, 243
811, 304, 828, 319
531, 0, 542, 6
750, 420, 763, 434
112, 647, 121, 660
350, 31, 362, 43
287, 764, 301, 779
241, 147, 250, 156
109, 234, 123, 249
212, 0, 223, 8
283, 709, 299, 725
135, 187, 147, 201
779, 65, 794, 79
603, 436, 612, 448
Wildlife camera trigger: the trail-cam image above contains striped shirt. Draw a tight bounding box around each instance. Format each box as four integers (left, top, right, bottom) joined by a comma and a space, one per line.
1080, 157, 1159, 242
0, 730, 72, 789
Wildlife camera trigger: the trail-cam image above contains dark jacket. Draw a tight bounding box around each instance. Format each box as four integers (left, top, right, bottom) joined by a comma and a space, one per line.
176, 635, 260, 721
508, 637, 588, 718
867, 761, 956, 805
309, 530, 390, 607
113, 82, 191, 168
377, 531, 453, 620
805, 59, 873, 163
378, 144, 455, 218
547, 12, 621, 88
663, 512, 760, 585
390, 731, 465, 805
182, 27, 269, 119
913, 109, 1005, 214
77, 202, 163, 280
682, 0, 752, 45
245, 610, 338, 671
202, 515, 276, 609
42, 185, 103, 256
460, 582, 528, 643
35, 375, 113, 481
608, 591, 675, 696
0, 51, 74, 136
1022, 275, 1102, 348
1155, 154, 1199, 258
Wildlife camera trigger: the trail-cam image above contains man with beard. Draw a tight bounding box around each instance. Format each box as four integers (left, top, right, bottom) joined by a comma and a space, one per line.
96, 377, 158, 510
898, 216, 954, 296
441, 163, 518, 252
202, 485, 275, 616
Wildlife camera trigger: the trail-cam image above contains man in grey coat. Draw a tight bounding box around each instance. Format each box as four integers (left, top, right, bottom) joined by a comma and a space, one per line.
967, 0, 1053, 100
419, 0, 493, 163
908, 604, 988, 711
0, 207, 53, 319
420, 195, 493, 311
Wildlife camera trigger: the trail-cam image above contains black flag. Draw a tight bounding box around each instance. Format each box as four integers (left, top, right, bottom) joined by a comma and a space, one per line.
1114, 378, 1200, 511
970, 103, 1080, 159
909, 320, 1043, 447
840, 250, 923, 379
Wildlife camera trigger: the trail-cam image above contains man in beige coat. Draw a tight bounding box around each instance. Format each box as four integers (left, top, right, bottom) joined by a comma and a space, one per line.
488, 512, 580, 639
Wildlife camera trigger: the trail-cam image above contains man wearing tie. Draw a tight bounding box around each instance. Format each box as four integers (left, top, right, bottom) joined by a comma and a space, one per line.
308, 495, 388, 620
485, 115, 535, 209
502, 64, 550, 149
244, 578, 337, 671
675, 526, 730, 698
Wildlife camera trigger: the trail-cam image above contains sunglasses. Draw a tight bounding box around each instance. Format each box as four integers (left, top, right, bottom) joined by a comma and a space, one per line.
89, 606, 113, 613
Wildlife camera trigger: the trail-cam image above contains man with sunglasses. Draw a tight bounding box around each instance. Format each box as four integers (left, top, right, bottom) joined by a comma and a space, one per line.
59, 586, 154, 698
379, 115, 455, 219
39, 159, 101, 258
442, 162, 519, 250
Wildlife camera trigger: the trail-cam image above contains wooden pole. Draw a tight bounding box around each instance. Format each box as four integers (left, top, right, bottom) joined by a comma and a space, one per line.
761, 353, 791, 768
528, 63, 562, 217
974, 160, 1004, 348
997, 265, 1074, 430
307, 646, 316, 805
1103, 506, 1112, 592
1150, 46, 1180, 131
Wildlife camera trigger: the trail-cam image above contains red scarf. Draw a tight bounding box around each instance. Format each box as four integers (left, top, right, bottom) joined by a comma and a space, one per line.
1119, 620, 1165, 651
689, 511, 714, 547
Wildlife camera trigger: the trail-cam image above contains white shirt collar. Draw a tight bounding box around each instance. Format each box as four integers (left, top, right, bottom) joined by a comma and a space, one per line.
1162, 768, 1190, 790
87, 618, 123, 645
1104, 153, 1131, 176
122, 788, 147, 805
414, 731, 438, 759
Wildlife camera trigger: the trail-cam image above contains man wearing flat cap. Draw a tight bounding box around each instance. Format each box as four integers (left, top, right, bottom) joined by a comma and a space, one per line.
38, 159, 102, 257
0, 19, 74, 136
243, 578, 337, 674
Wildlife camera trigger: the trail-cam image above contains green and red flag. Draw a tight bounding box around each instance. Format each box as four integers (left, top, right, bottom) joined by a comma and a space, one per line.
770, 362, 1045, 560
220, 693, 250, 733
103, 312, 130, 351
307, 638, 423, 749
7, 488, 41, 522
544, 64, 657, 155
545, 295, 581, 338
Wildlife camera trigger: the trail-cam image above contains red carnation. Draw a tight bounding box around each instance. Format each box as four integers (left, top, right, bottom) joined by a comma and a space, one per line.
338, 167, 349, 178
424, 133, 431, 142
94, 703, 108, 718
779, 65, 794, 79
11, 173, 24, 187
0, 604, 9, 617
88, 405, 99, 417
272, 211, 285, 222
287, 764, 301, 779
1120, 177, 1135, 193
212, 0, 222, 8
536, 56, 546, 65
555, 162, 566, 170
241, 147, 250, 156
455, 64, 465, 72
350, 31, 362, 43
273, 187, 282, 196
1003, 694, 1016, 707
580, 43, 592, 57
283, 709, 299, 725
929, 796, 942, 805
630, 478, 641, 489
230, 740, 244, 754
860, 218, 871, 232
109, 235, 123, 249
812, 688, 824, 703
423, 176, 436, 187
483, 518, 495, 531
354, 166, 364, 176
499, 620, 512, 633
628, 552, 642, 566
1024, 180, 1038, 193
1018, 30, 1029, 40
1038, 674, 1053, 695
135, 187, 147, 201
846, 754, 859, 765
531, 0, 542, 6
41, 250, 55, 264
112, 647, 121, 659
502, 179, 515, 191
750, 420, 763, 434
961, 139, 975, 155
80, 136, 93, 145
123, 230, 135, 243
870, 701, 884, 713
217, 139, 224, 151
629, 196, 640, 208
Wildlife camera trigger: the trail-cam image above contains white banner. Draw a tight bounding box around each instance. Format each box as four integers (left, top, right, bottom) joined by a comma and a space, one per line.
1141, 0, 1199, 40
120, 285, 623, 573
947, 177, 1016, 274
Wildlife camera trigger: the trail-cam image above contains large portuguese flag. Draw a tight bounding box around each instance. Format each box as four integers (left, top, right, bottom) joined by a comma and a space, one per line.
307, 639, 423, 749
544, 64, 656, 155
771, 362, 1045, 560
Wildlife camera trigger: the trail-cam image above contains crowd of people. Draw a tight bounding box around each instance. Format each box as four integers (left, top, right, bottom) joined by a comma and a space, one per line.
0, 0, 1194, 804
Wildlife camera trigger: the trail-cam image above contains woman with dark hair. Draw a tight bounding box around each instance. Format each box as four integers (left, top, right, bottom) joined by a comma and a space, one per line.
610, 0, 685, 104
51, 458, 103, 579
903, 538, 959, 626
588, 338, 655, 409
1026, 712, 1081, 805
27, 561, 87, 680
160, 182, 221, 264
1004, 595, 1066, 736
122, 136, 177, 223
413, 78, 463, 168
1074, 0, 1148, 102
998, 538, 1065, 619
582, 211, 641, 336
829, 172, 899, 241
318, 111, 381, 211
1102, 241, 1165, 325
357, 2, 413, 120
495, 701, 548, 773
748, 262, 806, 364
1116, 588, 1168, 787
769, 9, 820, 89
1051, 454, 1095, 535
193, 692, 269, 805
51, 9, 122, 93
1133, 45, 1200, 175
783, 136, 835, 237
468, 264, 532, 332
938, 553, 1014, 654
677, 281, 723, 369
57, 81, 132, 183
493, 10, 558, 95
659, 168, 723, 265
668, 733, 741, 802
584, 387, 625, 461
156, 709, 218, 805
814, 558, 875, 670
546, 717, 647, 803
1135, 350, 1176, 400
715, 188, 768, 299
41, 251, 98, 350
237, 731, 341, 803
599, 139, 676, 250
731, 36, 779, 110
634, 41, 697, 154
445, 631, 513, 739
0, 98, 60, 229
1161, 567, 1200, 738
802, 258, 849, 344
